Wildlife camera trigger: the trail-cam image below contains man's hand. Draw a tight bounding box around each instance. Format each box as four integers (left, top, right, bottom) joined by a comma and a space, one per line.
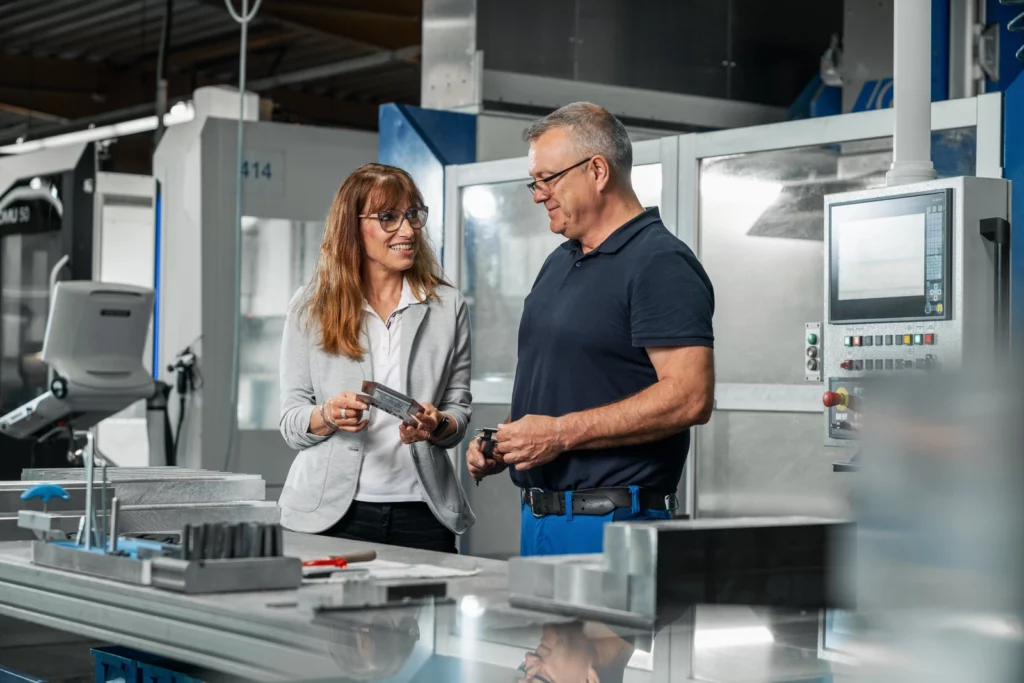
494, 415, 565, 471
466, 436, 507, 480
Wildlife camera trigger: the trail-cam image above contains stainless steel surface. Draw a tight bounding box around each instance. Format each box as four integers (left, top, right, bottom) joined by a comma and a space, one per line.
421, 0, 479, 111
22, 467, 232, 480
509, 517, 850, 628
149, 556, 302, 594
3, 476, 266, 508
32, 540, 149, 585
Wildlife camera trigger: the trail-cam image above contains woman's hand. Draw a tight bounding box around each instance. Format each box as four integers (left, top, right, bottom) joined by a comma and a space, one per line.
399, 402, 449, 444
310, 392, 369, 435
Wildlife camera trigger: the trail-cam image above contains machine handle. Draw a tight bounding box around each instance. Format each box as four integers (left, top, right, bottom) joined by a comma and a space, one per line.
21, 484, 71, 503
979, 217, 1011, 351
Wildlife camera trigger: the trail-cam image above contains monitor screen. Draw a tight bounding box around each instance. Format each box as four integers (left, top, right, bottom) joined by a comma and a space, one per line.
835, 213, 925, 301
829, 189, 950, 323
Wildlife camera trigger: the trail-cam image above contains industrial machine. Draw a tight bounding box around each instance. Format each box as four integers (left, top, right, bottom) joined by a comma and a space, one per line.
0, 281, 156, 444
820, 176, 1011, 466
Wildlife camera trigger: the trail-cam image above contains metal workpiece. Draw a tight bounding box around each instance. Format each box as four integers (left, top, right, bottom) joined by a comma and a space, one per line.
5, 477, 266, 509
510, 517, 854, 627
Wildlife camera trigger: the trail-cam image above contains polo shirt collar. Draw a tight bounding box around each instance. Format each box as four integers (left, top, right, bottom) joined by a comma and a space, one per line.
362, 277, 419, 317
562, 207, 661, 255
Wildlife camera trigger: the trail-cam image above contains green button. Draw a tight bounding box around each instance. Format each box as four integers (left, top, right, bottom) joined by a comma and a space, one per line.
913, 334, 923, 345
807, 333, 818, 345
844, 336, 852, 347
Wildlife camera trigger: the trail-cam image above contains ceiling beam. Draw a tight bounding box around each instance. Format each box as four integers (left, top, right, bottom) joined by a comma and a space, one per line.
0, 102, 70, 124
248, 45, 420, 91
254, 0, 421, 50
266, 88, 380, 130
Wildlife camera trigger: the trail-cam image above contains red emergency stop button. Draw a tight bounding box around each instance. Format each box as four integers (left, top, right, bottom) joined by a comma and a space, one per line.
823, 391, 847, 409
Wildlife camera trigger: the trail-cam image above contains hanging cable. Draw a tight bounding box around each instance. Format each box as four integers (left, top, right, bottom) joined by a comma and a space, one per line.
222, 0, 262, 471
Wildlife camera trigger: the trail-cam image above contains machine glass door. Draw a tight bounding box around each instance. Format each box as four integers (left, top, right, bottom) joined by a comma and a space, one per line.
237, 217, 323, 430
0, 177, 65, 416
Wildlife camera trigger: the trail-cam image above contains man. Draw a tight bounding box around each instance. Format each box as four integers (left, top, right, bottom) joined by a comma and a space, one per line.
466, 102, 715, 557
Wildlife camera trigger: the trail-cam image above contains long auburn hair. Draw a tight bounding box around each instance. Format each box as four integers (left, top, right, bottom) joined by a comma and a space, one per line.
299, 163, 446, 359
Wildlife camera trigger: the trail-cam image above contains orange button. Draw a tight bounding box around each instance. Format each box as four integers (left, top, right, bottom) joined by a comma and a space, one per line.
924, 333, 934, 344
852, 336, 862, 346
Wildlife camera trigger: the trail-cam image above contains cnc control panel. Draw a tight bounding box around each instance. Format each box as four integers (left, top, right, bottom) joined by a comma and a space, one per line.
822, 177, 1009, 450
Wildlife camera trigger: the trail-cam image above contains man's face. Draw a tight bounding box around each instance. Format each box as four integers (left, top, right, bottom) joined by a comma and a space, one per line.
517, 625, 599, 683
527, 127, 593, 240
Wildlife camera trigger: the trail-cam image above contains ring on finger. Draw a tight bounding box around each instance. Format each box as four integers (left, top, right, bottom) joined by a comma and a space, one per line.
341, 407, 347, 419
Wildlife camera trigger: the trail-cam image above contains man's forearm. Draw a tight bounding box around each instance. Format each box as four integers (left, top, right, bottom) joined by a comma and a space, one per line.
557, 379, 711, 451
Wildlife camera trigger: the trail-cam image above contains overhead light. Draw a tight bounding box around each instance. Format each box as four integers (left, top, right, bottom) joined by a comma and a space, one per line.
15, 136, 24, 144
29, 177, 42, 190
462, 186, 497, 221
0, 102, 196, 155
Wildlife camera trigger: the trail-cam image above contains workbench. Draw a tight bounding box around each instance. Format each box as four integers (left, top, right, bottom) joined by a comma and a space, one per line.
0, 532, 851, 682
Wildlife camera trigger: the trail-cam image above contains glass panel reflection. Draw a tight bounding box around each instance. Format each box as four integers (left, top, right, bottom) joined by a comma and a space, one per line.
237, 216, 323, 430
461, 163, 663, 382
699, 128, 975, 385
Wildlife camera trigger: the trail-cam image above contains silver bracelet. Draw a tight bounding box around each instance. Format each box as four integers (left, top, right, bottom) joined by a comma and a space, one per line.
319, 402, 339, 431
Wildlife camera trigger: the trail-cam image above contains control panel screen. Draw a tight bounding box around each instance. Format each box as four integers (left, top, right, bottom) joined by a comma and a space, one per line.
829, 190, 951, 323
836, 214, 925, 301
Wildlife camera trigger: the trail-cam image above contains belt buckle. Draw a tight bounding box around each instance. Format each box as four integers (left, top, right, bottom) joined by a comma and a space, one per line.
664, 493, 679, 512
525, 488, 546, 518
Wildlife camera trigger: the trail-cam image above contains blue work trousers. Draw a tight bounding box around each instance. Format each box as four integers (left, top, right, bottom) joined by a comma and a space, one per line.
519, 488, 672, 556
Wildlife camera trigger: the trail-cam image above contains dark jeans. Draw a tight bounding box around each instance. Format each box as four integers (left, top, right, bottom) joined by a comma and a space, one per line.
321, 500, 456, 554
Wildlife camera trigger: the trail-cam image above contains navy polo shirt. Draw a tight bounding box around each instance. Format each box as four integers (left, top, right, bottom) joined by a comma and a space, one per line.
509, 207, 714, 495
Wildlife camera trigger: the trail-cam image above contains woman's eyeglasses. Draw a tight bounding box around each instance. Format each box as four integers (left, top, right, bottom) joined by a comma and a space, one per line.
359, 207, 429, 232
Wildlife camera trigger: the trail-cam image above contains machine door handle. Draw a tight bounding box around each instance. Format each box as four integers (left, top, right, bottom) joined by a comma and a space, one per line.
21, 484, 71, 503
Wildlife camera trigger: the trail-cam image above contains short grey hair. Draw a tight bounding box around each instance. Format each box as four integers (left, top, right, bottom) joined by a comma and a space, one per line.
524, 102, 633, 176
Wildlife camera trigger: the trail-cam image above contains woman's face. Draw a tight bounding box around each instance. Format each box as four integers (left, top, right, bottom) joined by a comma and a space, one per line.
359, 196, 420, 273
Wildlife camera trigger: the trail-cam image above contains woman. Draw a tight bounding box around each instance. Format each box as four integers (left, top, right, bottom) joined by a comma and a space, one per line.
278, 163, 474, 553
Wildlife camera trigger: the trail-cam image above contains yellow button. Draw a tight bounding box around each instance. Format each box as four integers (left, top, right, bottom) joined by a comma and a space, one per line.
903, 334, 912, 345
937, 303, 943, 313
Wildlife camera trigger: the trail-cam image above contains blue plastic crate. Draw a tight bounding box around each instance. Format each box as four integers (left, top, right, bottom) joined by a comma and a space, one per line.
91, 647, 204, 683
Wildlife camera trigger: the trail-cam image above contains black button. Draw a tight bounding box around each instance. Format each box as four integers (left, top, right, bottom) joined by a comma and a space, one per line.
885, 335, 893, 345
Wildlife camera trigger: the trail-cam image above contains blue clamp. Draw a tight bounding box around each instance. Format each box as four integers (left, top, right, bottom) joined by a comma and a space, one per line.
21, 484, 71, 503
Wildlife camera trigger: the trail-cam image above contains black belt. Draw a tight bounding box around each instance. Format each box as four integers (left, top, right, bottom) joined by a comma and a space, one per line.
521, 487, 678, 517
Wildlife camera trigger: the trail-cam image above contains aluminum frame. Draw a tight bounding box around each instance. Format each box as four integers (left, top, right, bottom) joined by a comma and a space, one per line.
678, 93, 1004, 518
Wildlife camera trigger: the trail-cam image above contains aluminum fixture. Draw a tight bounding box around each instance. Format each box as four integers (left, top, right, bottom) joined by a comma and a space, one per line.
886, 0, 938, 186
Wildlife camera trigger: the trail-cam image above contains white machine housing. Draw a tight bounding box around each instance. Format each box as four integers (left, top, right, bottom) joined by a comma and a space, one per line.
822, 176, 1010, 450
0, 281, 155, 440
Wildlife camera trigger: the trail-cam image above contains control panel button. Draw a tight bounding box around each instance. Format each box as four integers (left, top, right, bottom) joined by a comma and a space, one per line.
806, 346, 818, 358
895, 335, 903, 346
807, 333, 818, 345
853, 360, 863, 371
924, 333, 934, 344
822, 391, 847, 408
806, 359, 819, 371
865, 359, 874, 370
840, 360, 853, 370
885, 335, 893, 345
884, 359, 894, 370
875, 335, 883, 345
864, 336, 874, 346
913, 334, 923, 345
852, 336, 862, 346
903, 334, 913, 345
843, 336, 851, 347
903, 359, 915, 369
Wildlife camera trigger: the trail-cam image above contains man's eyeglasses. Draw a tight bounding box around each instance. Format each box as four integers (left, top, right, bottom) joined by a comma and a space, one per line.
517, 654, 553, 683
526, 158, 592, 195
359, 207, 429, 232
